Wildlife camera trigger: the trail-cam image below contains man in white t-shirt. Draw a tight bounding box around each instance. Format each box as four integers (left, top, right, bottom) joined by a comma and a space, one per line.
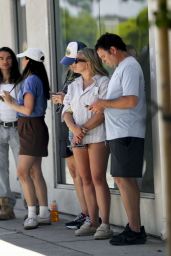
90, 33, 147, 245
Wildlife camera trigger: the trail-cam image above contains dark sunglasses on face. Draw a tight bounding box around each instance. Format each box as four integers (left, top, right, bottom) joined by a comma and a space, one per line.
74, 58, 87, 64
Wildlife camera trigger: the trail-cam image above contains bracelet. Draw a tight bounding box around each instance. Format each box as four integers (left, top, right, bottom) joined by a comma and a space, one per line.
81, 127, 88, 134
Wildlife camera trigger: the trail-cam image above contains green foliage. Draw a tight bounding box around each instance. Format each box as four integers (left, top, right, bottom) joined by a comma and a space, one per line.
120, 0, 145, 1
113, 7, 149, 54
153, 2, 171, 28
137, 7, 149, 30
61, 9, 97, 47
66, 0, 93, 12
60, 3, 150, 54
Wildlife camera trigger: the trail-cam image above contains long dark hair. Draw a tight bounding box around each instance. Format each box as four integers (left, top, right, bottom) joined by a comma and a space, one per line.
0, 47, 21, 84
16, 57, 50, 99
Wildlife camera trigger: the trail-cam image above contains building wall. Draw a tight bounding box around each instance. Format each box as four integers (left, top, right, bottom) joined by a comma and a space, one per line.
0, 0, 18, 49
24, 0, 57, 204
0, 0, 19, 194
0, 0, 170, 237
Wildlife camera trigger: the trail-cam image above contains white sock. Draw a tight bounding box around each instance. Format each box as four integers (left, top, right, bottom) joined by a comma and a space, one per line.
28, 206, 36, 218
39, 206, 49, 218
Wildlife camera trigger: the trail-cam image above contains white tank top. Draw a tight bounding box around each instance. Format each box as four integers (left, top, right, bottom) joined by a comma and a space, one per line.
0, 83, 18, 122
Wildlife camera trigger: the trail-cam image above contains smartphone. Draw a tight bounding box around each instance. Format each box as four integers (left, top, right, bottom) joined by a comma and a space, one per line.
0, 95, 4, 101
50, 92, 58, 96
50, 92, 64, 96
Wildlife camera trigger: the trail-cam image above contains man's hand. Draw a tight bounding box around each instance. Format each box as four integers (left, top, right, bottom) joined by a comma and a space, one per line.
89, 99, 105, 113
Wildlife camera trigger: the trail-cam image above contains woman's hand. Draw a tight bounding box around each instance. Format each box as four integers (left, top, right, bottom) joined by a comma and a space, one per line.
52, 92, 65, 105
71, 126, 87, 145
1, 91, 13, 105
72, 125, 85, 141
2, 91, 34, 116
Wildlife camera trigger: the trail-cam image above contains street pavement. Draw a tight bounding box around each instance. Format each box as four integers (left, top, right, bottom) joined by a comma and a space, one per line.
0, 199, 166, 256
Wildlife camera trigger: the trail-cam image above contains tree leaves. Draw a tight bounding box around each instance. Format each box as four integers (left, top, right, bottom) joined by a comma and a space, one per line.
153, 2, 171, 28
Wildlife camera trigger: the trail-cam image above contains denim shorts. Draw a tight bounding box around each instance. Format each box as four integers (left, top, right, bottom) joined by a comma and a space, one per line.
59, 139, 73, 158
68, 130, 87, 148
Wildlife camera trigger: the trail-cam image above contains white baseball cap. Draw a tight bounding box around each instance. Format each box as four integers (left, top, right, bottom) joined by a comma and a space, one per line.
17, 48, 45, 62
60, 41, 87, 65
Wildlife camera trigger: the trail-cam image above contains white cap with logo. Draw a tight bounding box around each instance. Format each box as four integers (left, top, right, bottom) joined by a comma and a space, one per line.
60, 41, 87, 65
17, 48, 45, 62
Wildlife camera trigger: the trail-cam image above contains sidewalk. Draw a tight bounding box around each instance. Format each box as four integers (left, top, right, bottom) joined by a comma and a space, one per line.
0, 199, 166, 256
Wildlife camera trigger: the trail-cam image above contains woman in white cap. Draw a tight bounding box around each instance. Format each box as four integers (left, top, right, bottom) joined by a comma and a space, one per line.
62, 48, 113, 239
2, 48, 50, 230
52, 41, 90, 230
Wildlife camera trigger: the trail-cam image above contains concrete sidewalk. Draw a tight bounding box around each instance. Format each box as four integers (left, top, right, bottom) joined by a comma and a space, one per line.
0, 199, 166, 256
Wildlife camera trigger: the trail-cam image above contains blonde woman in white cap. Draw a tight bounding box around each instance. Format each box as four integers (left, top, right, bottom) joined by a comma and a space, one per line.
52, 41, 90, 229
2, 48, 50, 230
62, 48, 113, 239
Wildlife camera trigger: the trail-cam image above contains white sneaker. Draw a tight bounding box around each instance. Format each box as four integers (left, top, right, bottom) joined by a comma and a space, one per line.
75, 216, 96, 236
37, 215, 51, 225
24, 217, 39, 230
94, 223, 113, 240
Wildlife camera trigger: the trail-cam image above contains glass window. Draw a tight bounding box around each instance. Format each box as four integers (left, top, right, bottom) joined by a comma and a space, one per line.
54, 0, 154, 193
16, 0, 27, 52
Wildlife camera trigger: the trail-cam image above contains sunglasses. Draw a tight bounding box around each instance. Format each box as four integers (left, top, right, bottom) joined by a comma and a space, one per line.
74, 58, 87, 64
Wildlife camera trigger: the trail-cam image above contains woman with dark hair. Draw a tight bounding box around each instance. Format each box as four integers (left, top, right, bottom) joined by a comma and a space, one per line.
0, 47, 20, 220
52, 41, 89, 230
2, 48, 50, 230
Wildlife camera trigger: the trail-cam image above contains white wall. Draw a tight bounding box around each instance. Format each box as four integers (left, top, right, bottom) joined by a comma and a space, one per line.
0, 0, 17, 50
0, 0, 56, 202
24, 0, 55, 203
0, 0, 21, 194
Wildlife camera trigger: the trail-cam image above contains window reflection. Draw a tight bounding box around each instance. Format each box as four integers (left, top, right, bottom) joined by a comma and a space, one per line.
17, 1, 27, 52
57, 0, 154, 193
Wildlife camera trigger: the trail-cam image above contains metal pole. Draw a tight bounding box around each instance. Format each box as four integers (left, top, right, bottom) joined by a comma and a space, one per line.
156, 0, 171, 255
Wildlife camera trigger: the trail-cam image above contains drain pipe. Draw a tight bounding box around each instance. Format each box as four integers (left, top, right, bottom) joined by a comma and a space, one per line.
155, 0, 171, 254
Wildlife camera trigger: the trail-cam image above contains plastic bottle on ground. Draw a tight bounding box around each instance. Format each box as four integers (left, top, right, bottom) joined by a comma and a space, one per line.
50, 200, 59, 222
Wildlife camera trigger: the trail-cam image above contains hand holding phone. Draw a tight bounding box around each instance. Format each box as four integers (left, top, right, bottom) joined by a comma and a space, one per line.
50, 92, 59, 96
0, 95, 4, 101
51, 92, 65, 105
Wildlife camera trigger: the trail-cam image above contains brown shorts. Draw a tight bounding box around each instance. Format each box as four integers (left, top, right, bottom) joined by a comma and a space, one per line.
18, 116, 49, 157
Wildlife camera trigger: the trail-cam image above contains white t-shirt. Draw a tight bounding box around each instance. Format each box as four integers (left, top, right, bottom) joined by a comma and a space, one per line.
104, 56, 146, 140
0, 83, 18, 122
62, 74, 109, 144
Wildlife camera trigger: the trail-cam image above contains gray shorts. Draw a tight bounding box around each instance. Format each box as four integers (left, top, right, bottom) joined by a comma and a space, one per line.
108, 137, 144, 178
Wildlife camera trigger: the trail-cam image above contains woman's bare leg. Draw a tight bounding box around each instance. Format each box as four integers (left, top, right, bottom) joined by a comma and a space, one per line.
17, 155, 37, 206
18, 155, 48, 207
66, 155, 88, 215
30, 157, 48, 206
73, 148, 98, 227
89, 142, 110, 224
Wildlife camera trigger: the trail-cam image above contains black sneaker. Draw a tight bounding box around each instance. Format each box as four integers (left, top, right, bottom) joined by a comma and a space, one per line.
65, 213, 87, 230
109, 224, 147, 246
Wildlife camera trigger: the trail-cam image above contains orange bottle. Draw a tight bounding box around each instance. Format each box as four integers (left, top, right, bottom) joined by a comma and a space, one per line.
50, 200, 59, 222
